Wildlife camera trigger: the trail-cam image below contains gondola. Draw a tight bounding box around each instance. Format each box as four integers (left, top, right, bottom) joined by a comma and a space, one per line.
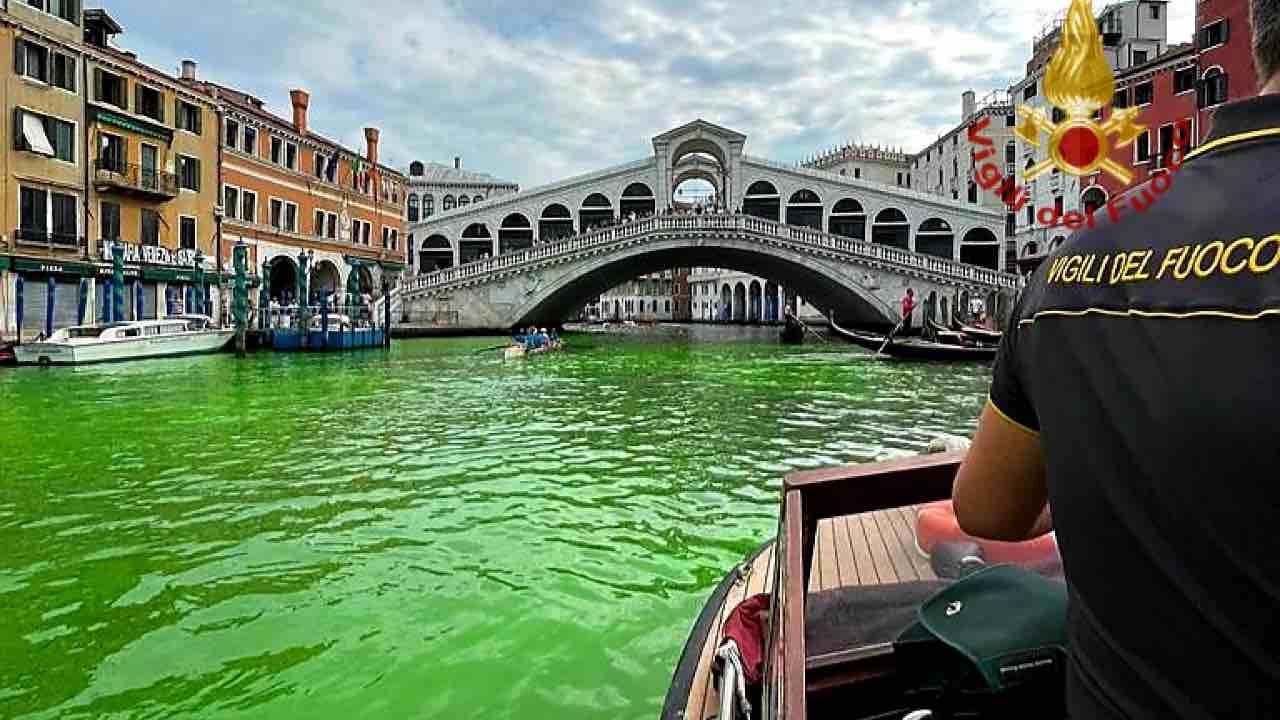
960, 324, 1003, 345
925, 317, 968, 346
828, 319, 998, 362
663, 453, 1069, 720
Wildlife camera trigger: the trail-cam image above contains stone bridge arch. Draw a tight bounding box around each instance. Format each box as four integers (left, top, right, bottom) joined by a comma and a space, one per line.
503, 236, 899, 329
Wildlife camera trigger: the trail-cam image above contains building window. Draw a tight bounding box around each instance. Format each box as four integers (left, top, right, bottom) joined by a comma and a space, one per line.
1054, 195, 1064, 216
408, 194, 420, 222
225, 119, 239, 148
243, 126, 257, 155
136, 84, 163, 122
269, 198, 283, 229
285, 142, 297, 170
1134, 81, 1153, 106
15, 109, 75, 162
424, 195, 434, 217
1135, 131, 1151, 163
284, 202, 298, 232
443, 195, 456, 211
1023, 81, 1037, 101
1200, 19, 1229, 49
1005, 113, 1016, 127
1149, 3, 1159, 19
14, 39, 49, 84
99, 200, 120, 241
176, 100, 202, 134
906, 173, 911, 188
19, 187, 47, 238
1173, 66, 1196, 94
223, 185, 239, 220
180, 216, 196, 250
853, 168, 861, 179
1025, 205, 1035, 228
241, 190, 257, 224
177, 155, 200, 191
141, 208, 160, 246
314, 209, 325, 237
1113, 88, 1129, 109
363, 222, 371, 246
50, 51, 75, 92
1199, 68, 1229, 109
1158, 125, 1174, 164
49, 191, 76, 244
95, 68, 127, 109
28, 0, 80, 23
270, 137, 283, 165
1132, 49, 1148, 66
326, 213, 337, 239
968, 182, 977, 203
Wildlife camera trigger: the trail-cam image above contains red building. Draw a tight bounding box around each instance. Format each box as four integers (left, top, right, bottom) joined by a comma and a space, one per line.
1085, 3, 1258, 214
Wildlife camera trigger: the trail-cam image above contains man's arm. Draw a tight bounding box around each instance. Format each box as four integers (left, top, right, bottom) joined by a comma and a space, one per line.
953, 401, 1052, 542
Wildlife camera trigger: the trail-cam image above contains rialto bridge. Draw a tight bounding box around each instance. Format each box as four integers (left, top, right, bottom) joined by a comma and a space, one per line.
395, 120, 1019, 330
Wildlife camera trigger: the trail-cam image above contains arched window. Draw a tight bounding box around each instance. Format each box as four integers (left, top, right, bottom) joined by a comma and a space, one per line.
407, 194, 420, 222
967, 182, 978, 204
1023, 241, 1040, 257
443, 195, 456, 211
473, 194, 484, 204
1201, 67, 1228, 108
423, 194, 435, 218
457, 195, 471, 207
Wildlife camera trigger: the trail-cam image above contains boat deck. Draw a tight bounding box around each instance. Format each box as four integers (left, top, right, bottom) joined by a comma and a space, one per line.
680, 507, 935, 720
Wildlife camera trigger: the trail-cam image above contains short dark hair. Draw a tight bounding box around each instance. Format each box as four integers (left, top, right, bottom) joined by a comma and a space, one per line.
1254, 0, 1280, 84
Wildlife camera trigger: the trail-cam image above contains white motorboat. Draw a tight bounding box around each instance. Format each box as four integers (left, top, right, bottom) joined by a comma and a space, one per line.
14, 315, 234, 366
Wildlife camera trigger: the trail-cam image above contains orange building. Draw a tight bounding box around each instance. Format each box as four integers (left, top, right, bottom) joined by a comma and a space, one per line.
182, 75, 406, 309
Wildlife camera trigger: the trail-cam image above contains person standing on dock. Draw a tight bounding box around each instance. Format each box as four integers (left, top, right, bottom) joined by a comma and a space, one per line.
900, 288, 915, 333
953, 3, 1280, 717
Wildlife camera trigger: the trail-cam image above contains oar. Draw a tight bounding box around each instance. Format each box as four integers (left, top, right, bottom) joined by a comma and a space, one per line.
475, 342, 515, 354
875, 320, 903, 357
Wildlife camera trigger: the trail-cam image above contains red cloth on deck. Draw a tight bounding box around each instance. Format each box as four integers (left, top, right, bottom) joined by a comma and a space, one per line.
721, 593, 772, 685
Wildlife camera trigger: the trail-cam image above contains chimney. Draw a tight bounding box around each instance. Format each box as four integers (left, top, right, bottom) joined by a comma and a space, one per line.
962, 90, 976, 123
180, 59, 198, 81
364, 127, 380, 167
290, 89, 310, 135
454, 156, 461, 170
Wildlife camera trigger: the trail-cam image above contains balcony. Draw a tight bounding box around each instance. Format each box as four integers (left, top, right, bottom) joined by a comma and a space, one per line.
14, 227, 82, 251
94, 160, 178, 201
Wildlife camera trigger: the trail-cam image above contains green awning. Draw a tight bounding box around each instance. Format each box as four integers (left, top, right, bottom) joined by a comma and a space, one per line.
12, 258, 96, 276
344, 255, 377, 268
0, 256, 9, 272
90, 107, 173, 142
380, 260, 406, 271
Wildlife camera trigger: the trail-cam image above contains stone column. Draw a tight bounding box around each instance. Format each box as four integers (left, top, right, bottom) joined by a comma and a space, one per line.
156, 282, 167, 318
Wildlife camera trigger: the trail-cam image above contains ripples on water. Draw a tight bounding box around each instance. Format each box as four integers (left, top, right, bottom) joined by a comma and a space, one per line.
0, 327, 989, 719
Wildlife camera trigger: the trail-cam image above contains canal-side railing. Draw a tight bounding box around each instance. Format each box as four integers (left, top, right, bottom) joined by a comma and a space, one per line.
400, 213, 1020, 297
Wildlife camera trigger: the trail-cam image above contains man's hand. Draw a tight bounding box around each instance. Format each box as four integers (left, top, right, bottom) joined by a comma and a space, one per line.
953, 401, 1051, 542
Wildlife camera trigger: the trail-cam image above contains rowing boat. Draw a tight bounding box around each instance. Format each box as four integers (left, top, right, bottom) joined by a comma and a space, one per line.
828, 319, 998, 362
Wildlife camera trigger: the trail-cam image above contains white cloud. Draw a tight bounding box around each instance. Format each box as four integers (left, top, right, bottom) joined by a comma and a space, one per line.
102, 0, 1201, 187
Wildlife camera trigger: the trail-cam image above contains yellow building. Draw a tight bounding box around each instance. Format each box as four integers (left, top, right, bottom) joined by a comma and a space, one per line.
81, 9, 219, 321
0, 0, 87, 338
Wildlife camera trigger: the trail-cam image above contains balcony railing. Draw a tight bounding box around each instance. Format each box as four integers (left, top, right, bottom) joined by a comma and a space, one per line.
14, 227, 81, 250
94, 160, 179, 200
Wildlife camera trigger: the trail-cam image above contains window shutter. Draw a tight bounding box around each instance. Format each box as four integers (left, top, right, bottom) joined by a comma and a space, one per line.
134, 84, 142, 114
93, 67, 102, 101
1196, 79, 1207, 109
65, 55, 76, 92
193, 157, 201, 191
14, 38, 24, 76
1218, 73, 1229, 106
1222, 19, 1230, 43
157, 93, 165, 124
12, 108, 22, 151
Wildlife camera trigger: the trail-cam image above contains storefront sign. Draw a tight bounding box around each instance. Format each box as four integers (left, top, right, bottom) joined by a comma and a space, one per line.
12, 258, 95, 276
99, 242, 203, 269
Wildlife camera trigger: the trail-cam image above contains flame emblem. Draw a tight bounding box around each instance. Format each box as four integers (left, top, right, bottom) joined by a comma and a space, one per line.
1016, 0, 1145, 184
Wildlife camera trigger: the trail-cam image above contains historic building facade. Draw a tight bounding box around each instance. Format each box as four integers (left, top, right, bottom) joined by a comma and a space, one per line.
804, 144, 911, 188
183, 78, 406, 308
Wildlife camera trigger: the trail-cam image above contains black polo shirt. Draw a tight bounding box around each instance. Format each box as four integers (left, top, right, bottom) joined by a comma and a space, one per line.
991, 94, 1280, 718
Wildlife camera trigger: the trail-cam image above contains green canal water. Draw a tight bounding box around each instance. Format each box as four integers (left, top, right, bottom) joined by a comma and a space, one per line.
0, 327, 990, 719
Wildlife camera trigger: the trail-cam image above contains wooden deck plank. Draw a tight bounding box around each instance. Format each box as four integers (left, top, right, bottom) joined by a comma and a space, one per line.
892, 507, 938, 581
816, 519, 842, 592
861, 512, 900, 584
829, 514, 861, 588
844, 513, 879, 585
874, 510, 920, 582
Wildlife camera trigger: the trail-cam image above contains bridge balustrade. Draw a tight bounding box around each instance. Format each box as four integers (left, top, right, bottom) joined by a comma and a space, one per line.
403, 213, 1018, 295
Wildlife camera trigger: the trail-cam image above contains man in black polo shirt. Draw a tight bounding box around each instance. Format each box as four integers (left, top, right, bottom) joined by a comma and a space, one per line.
952, 2, 1280, 717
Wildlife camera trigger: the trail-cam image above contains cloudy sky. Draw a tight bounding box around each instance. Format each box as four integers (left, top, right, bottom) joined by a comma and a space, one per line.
100, 0, 1194, 188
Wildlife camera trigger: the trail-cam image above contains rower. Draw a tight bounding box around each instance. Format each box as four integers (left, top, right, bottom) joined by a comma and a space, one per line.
954, 5, 1280, 717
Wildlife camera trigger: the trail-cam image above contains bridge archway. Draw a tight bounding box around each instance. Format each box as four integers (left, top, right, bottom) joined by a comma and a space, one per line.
829, 198, 866, 240
419, 234, 453, 273
461, 223, 493, 264
743, 180, 780, 221
499, 213, 534, 255
916, 218, 955, 260
872, 208, 910, 250
620, 182, 656, 218
540, 204, 573, 242
720, 284, 732, 321
733, 283, 747, 322
580, 193, 613, 232
748, 280, 762, 323
786, 189, 823, 230
960, 227, 1000, 270
764, 280, 780, 322
354, 265, 375, 295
